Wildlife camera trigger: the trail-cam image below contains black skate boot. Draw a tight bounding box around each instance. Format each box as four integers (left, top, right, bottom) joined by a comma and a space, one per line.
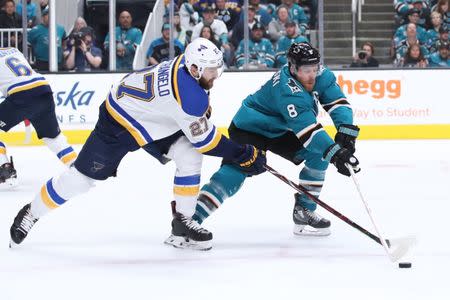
164, 202, 213, 250
293, 194, 331, 236
10, 204, 39, 247
0, 157, 18, 187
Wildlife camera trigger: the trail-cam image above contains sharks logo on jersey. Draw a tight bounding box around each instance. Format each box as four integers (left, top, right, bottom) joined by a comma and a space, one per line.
287, 78, 302, 94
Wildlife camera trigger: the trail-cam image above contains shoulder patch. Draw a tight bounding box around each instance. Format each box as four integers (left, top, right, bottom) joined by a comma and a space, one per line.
172, 58, 209, 117
287, 78, 302, 94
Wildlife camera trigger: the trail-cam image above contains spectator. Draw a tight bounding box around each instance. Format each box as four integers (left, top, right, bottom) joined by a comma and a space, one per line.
427, 11, 443, 47
39, 0, 48, 13
350, 42, 379, 68
223, 0, 242, 11
281, 0, 309, 34
396, 23, 430, 64
433, 0, 449, 27
394, 9, 428, 46
410, 0, 430, 28
266, 3, 277, 19
172, 12, 188, 46
268, 5, 292, 43
395, 0, 414, 20
428, 40, 450, 66
249, 0, 272, 27
400, 43, 428, 67
429, 25, 449, 52
275, 20, 308, 67
104, 10, 142, 70
0, 0, 21, 28
235, 23, 275, 69
146, 23, 184, 66
199, 25, 221, 49
65, 17, 91, 52
16, 0, 36, 28
27, 6, 67, 71
230, 5, 258, 48
69, 17, 88, 37
192, 6, 232, 66
179, 0, 200, 33
0, 0, 21, 48
192, 7, 228, 44
301, 0, 318, 28
214, 0, 240, 31
65, 27, 102, 71
395, 0, 430, 25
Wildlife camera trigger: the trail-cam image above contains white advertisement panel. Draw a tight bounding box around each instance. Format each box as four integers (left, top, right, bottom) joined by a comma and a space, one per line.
210, 69, 450, 127
1, 68, 449, 140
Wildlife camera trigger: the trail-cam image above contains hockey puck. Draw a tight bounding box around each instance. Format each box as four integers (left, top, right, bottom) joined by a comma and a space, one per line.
398, 262, 412, 268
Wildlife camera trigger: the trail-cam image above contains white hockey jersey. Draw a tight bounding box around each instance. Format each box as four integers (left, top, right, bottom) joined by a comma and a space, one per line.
105, 54, 223, 153
0, 47, 48, 97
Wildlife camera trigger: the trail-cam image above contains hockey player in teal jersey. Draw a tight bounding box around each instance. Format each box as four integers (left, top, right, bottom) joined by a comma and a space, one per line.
193, 42, 360, 237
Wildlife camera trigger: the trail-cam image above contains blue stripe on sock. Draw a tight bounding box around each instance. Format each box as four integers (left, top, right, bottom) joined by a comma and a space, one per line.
57, 147, 74, 159
174, 175, 201, 185
0, 141, 5, 148
46, 179, 67, 205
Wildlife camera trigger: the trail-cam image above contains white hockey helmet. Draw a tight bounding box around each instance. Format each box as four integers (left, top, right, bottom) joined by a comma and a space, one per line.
184, 37, 224, 80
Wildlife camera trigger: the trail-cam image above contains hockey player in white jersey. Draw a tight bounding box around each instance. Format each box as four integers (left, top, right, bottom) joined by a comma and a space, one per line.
9, 38, 266, 250
0, 48, 77, 187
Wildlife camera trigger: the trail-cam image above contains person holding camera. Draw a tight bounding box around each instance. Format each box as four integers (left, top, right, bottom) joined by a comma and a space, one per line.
350, 42, 379, 68
65, 27, 102, 71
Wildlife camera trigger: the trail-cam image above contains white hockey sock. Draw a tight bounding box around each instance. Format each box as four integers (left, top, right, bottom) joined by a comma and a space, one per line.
173, 174, 201, 217
42, 133, 77, 166
31, 167, 95, 218
166, 137, 203, 218
0, 141, 8, 165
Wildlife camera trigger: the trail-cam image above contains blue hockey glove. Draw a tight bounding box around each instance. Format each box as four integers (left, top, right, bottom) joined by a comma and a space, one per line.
232, 144, 267, 176
324, 143, 360, 177
335, 124, 359, 154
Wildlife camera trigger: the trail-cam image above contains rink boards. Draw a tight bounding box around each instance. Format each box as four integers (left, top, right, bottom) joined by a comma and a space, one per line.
1, 68, 449, 145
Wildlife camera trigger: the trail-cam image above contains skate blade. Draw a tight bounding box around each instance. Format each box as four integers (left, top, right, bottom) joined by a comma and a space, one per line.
9, 239, 19, 249
293, 224, 331, 237
0, 177, 18, 189
164, 235, 212, 251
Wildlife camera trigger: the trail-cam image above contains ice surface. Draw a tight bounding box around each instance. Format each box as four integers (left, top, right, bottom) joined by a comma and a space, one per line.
0, 140, 449, 299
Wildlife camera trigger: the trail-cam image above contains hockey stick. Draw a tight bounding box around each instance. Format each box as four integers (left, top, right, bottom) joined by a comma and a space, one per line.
347, 165, 415, 263
264, 164, 414, 262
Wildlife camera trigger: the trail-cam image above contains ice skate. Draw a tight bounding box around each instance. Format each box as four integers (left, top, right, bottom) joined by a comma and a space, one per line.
10, 204, 39, 247
164, 212, 213, 251
0, 157, 18, 188
293, 200, 331, 236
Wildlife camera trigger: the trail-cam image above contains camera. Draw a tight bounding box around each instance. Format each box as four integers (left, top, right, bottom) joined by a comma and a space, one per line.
358, 50, 367, 60
71, 31, 85, 47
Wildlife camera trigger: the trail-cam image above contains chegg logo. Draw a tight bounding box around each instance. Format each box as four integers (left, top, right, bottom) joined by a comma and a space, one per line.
337, 75, 401, 99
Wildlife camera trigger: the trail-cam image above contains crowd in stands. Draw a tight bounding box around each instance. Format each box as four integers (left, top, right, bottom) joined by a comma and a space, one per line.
0, 0, 447, 71
392, 0, 449, 67
153, 0, 316, 69
0, 0, 316, 71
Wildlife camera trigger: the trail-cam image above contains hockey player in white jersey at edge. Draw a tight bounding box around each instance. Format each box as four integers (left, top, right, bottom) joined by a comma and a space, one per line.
9, 38, 266, 251
192, 42, 361, 238
0, 47, 77, 188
